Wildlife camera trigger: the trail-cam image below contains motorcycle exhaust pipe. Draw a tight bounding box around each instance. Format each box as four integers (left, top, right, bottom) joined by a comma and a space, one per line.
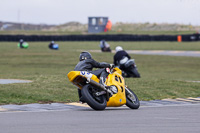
87, 79, 106, 91
86, 78, 112, 100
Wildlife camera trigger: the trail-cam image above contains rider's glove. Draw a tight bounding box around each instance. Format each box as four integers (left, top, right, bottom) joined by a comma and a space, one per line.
110, 64, 115, 69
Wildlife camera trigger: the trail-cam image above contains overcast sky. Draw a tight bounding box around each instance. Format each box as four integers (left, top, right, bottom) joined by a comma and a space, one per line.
0, 0, 200, 25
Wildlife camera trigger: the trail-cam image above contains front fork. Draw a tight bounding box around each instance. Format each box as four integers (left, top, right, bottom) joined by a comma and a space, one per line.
86, 78, 113, 101
125, 86, 136, 102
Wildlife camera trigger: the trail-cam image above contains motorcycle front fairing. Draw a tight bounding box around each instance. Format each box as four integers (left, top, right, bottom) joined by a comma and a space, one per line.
105, 68, 126, 107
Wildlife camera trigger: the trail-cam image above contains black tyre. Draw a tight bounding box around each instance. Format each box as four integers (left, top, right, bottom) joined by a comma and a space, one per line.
131, 67, 140, 78
126, 88, 140, 109
81, 84, 107, 110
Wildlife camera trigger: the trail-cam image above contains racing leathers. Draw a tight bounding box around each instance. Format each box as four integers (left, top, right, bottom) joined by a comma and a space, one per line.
74, 58, 111, 102
114, 50, 131, 69
74, 58, 111, 79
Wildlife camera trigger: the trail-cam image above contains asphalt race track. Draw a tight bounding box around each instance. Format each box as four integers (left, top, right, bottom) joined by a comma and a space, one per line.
0, 103, 200, 133
126, 50, 200, 57
0, 96, 200, 133
89, 50, 200, 57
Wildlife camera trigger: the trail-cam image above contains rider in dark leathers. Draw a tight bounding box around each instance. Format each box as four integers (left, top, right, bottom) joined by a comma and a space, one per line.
48, 41, 59, 50
74, 51, 114, 102
114, 46, 140, 78
114, 46, 131, 70
48, 41, 54, 49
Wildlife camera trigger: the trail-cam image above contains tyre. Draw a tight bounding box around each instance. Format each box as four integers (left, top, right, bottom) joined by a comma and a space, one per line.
125, 88, 140, 109
131, 67, 140, 78
122, 71, 131, 78
81, 84, 107, 110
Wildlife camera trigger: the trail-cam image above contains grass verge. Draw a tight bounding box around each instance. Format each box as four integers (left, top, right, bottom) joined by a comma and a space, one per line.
0, 41, 199, 104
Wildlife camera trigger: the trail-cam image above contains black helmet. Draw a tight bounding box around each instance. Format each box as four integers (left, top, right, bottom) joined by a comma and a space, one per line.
79, 51, 92, 61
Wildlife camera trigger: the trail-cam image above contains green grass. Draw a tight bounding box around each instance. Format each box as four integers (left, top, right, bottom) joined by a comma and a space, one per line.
0, 41, 200, 104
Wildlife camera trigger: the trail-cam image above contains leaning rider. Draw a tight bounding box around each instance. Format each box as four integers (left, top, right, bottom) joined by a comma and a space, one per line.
114, 46, 131, 69
74, 51, 114, 102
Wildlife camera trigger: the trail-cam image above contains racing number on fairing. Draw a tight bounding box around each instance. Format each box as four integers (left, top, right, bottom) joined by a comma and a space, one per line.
80, 71, 93, 79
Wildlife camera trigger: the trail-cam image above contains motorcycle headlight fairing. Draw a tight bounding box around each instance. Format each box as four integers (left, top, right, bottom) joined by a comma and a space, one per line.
110, 86, 118, 94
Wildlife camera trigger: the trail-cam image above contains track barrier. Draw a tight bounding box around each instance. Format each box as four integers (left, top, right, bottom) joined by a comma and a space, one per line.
0, 34, 199, 42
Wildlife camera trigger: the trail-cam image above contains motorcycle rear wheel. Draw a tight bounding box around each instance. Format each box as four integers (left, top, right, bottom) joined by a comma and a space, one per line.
81, 84, 107, 110
125, 88, 140, 109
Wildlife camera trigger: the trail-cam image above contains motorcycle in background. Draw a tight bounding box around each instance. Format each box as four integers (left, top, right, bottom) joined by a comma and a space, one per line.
118, 56, 141, 78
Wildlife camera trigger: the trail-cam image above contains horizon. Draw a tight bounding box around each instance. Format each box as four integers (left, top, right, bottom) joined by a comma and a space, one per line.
1, 20, 200, 27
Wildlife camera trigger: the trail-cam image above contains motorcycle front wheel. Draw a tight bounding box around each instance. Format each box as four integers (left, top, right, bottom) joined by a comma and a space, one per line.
81, 84, 107, 110
131, 67, 141, 78
125, 88, 140, 109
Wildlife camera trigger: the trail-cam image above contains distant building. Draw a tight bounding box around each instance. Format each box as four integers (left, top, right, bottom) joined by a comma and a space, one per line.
88, 17, 108, 33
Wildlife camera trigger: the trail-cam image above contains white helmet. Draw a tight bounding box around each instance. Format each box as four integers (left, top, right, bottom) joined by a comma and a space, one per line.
20, 39, 24, 42
115, 46, 123, 52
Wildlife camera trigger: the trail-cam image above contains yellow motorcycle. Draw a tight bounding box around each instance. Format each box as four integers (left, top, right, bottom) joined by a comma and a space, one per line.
67, 67, 140, 110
